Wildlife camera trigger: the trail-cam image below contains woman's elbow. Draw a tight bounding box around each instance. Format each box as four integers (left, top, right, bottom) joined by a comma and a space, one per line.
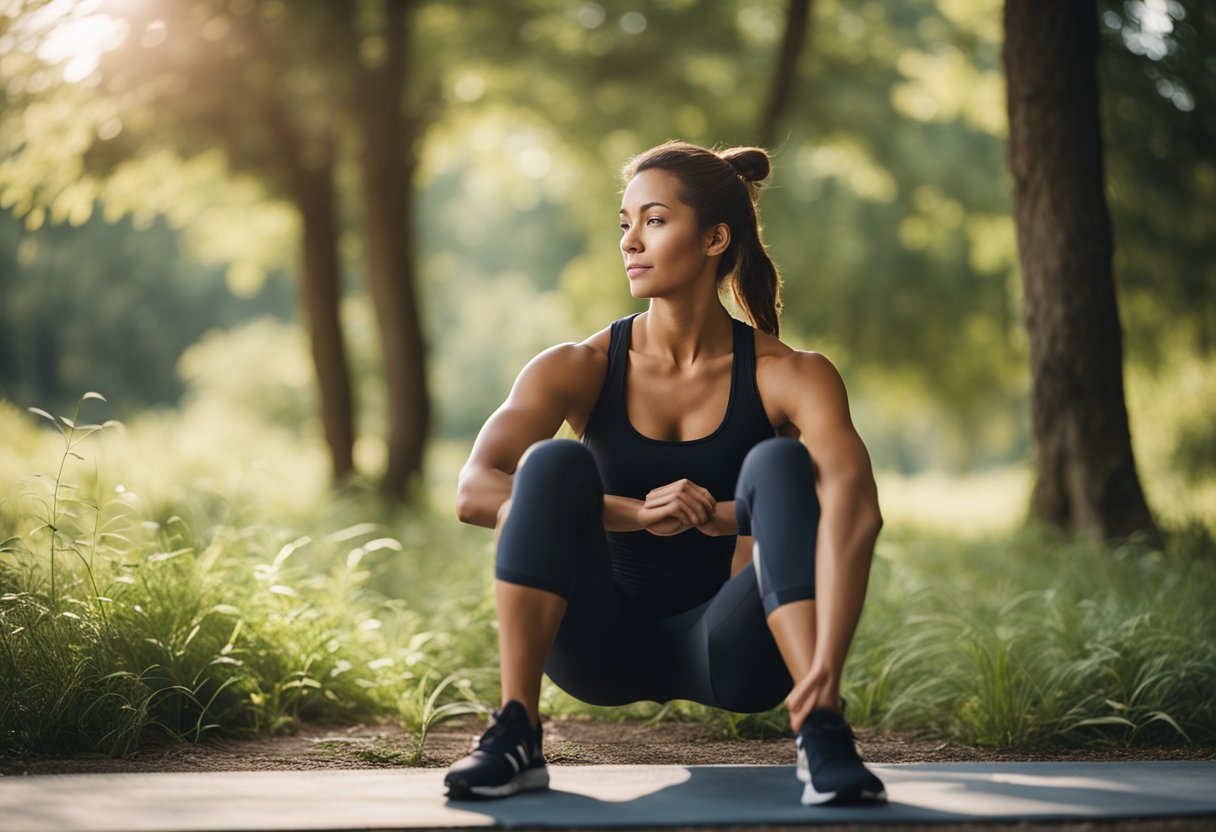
455, 489, 478, 525
862, 496, 884, 540
846, 485, 883, 552
455, 468, 483, 526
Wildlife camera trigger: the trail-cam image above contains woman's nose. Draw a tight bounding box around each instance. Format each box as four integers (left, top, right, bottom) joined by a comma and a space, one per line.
621, 228, 641, 254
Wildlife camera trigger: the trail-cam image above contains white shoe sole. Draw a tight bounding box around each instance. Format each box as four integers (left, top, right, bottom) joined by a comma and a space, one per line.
800, 781, 887, 806
459, 767, 550, 799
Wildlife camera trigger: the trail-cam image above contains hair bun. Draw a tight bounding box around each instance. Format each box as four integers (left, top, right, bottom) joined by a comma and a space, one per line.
719, 147, 771, 183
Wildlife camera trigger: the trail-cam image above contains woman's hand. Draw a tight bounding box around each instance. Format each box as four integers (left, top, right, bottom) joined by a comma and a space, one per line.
636, 479, 716, 537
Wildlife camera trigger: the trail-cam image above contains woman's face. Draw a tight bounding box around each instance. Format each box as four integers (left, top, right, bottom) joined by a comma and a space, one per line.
619, 169, 718, 300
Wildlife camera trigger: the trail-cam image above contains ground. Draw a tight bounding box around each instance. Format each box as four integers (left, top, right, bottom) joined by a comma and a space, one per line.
2, 717, 1212, 774
4, 720, 1214, 832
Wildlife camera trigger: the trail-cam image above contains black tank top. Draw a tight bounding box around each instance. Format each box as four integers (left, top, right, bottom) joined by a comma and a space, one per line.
581, 312, 777, 619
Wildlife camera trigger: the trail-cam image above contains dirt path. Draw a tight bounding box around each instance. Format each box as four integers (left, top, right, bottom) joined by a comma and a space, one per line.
3, 717, 1212, 775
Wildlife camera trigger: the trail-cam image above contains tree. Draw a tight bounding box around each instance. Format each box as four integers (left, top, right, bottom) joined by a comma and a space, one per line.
1, 0, 358, 484
1003, 0, 1156, 542
344, 0, 431, 496
758, 0, 814, 148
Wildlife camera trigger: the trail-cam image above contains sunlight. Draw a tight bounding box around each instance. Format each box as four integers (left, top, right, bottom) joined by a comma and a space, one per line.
1121, 0, 1183, 61
28, 0, 131, 83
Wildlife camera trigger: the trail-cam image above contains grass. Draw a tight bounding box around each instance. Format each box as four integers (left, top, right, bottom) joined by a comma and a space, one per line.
845, 522, 1216, 747
0, 395, 499, 759
1, 393, 1214, 762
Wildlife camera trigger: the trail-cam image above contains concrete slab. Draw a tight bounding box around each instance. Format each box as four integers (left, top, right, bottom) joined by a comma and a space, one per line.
1, 762, 1214, 831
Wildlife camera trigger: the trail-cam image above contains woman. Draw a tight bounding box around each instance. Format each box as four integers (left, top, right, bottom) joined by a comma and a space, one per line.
445, 141, 886, 807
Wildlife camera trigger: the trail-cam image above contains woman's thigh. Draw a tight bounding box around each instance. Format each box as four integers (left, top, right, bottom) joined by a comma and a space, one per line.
660, 563, 792, 713
508, 443, 790, 712
542, 544, 651, 706
552, 564, 792, 714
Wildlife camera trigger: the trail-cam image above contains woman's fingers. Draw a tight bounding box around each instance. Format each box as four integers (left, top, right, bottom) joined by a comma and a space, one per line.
644, 491, 711, 526
637, 506, 690, 535
645, 479, 716, 517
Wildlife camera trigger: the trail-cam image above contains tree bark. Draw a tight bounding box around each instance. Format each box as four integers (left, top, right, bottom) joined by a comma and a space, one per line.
293, 150, 356, 485
358, 0, 430, 497
260, 83, 357, 487
758, 0, 813, 148
1003, 0, 1156, 543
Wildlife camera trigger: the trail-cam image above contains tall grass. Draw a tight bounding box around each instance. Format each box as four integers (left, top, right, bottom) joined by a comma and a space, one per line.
0, 395, 497, 759
2, 395, 1213, 760
844, 522, 1216, 747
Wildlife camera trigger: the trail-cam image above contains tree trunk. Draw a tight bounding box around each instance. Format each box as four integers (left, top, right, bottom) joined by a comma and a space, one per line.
758, 0, 813, 148
292, 147, 356, 485
358, 0, 430, 497
1003, 0, 1156, 543
262, 81, 357, 487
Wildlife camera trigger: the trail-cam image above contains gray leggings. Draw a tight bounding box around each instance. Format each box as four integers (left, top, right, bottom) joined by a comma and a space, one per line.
496, 437, 820, 713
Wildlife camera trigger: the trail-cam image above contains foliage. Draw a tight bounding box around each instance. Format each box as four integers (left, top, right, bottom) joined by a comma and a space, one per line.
1098, 0, 1216, 360
845, 522, 1216, 747
1, 0, 1212, 476
0, 395, 497, 759
0, 210, 295, 418
1, 0, 1215, 758
2, 392, 1215, 759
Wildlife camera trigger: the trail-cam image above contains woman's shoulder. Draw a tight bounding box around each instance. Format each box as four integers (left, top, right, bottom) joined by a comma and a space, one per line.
752, 327, 836, 363
752, 326, 794, 358
515, 321, 615, 401
752, 327, 843, 390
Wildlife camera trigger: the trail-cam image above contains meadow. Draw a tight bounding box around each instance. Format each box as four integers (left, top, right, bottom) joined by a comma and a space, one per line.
2, 386, 1213, 763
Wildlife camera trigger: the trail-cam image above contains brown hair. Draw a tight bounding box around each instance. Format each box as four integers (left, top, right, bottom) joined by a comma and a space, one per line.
623, 140, 783, 336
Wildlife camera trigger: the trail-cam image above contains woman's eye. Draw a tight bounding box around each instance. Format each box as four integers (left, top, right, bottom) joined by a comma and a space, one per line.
619, 223, 630, 232
647, 217, 663, 225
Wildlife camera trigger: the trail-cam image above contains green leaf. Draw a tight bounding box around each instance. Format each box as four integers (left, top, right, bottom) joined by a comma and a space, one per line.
1145, 711, 1191, 742
181, 624, 201, 649
1066, 716, 1136, 729
147, 549, 190, 564
326, 523, 379, 543
273, 535, 311, 568
27, 407, 63, 432
364, 537, 404, 553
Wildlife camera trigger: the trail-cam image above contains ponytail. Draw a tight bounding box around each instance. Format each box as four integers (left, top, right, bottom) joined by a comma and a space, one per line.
730, 222, 783, 338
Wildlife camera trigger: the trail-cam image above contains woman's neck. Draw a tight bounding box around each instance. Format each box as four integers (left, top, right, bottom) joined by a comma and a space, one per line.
637, 298, 734, 369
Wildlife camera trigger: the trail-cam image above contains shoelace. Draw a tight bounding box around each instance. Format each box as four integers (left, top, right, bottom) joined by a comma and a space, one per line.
476, 714, 535, 757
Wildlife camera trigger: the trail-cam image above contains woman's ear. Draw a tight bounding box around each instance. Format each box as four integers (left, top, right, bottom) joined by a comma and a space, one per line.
705, 223, 730, 257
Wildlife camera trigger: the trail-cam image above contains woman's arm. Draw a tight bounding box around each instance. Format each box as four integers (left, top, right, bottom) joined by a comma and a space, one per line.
602, 494, 643, 531
697, 500, 737, 537
774, 350, 883, 725
456, 344, 602, 529
456, 341, 718, 536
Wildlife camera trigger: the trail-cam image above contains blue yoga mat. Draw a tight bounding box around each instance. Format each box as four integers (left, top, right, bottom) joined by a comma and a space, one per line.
1, 762, 1214, 830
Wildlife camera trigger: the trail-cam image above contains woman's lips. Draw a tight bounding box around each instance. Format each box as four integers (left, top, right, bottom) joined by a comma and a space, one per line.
626, 265, 651, 278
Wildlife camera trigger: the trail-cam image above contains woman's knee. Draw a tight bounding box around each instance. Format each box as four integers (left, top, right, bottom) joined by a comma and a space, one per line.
735, 437, 818, 537
517, 438, 598, 484
506, 438, 602, 523
740, 437, 814, 481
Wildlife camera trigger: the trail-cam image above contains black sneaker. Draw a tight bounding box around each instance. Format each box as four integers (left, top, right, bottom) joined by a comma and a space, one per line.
444, 700, 549, 799
795, 701, 887, 806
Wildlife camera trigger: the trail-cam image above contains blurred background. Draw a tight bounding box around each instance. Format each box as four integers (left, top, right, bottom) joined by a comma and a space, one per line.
1, 0, 1214, 757
2, 0, 1213, 531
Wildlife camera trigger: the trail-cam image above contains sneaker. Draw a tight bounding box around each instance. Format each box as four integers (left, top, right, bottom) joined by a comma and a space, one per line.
795, 701, 887, 806
444, 700, 549, 799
